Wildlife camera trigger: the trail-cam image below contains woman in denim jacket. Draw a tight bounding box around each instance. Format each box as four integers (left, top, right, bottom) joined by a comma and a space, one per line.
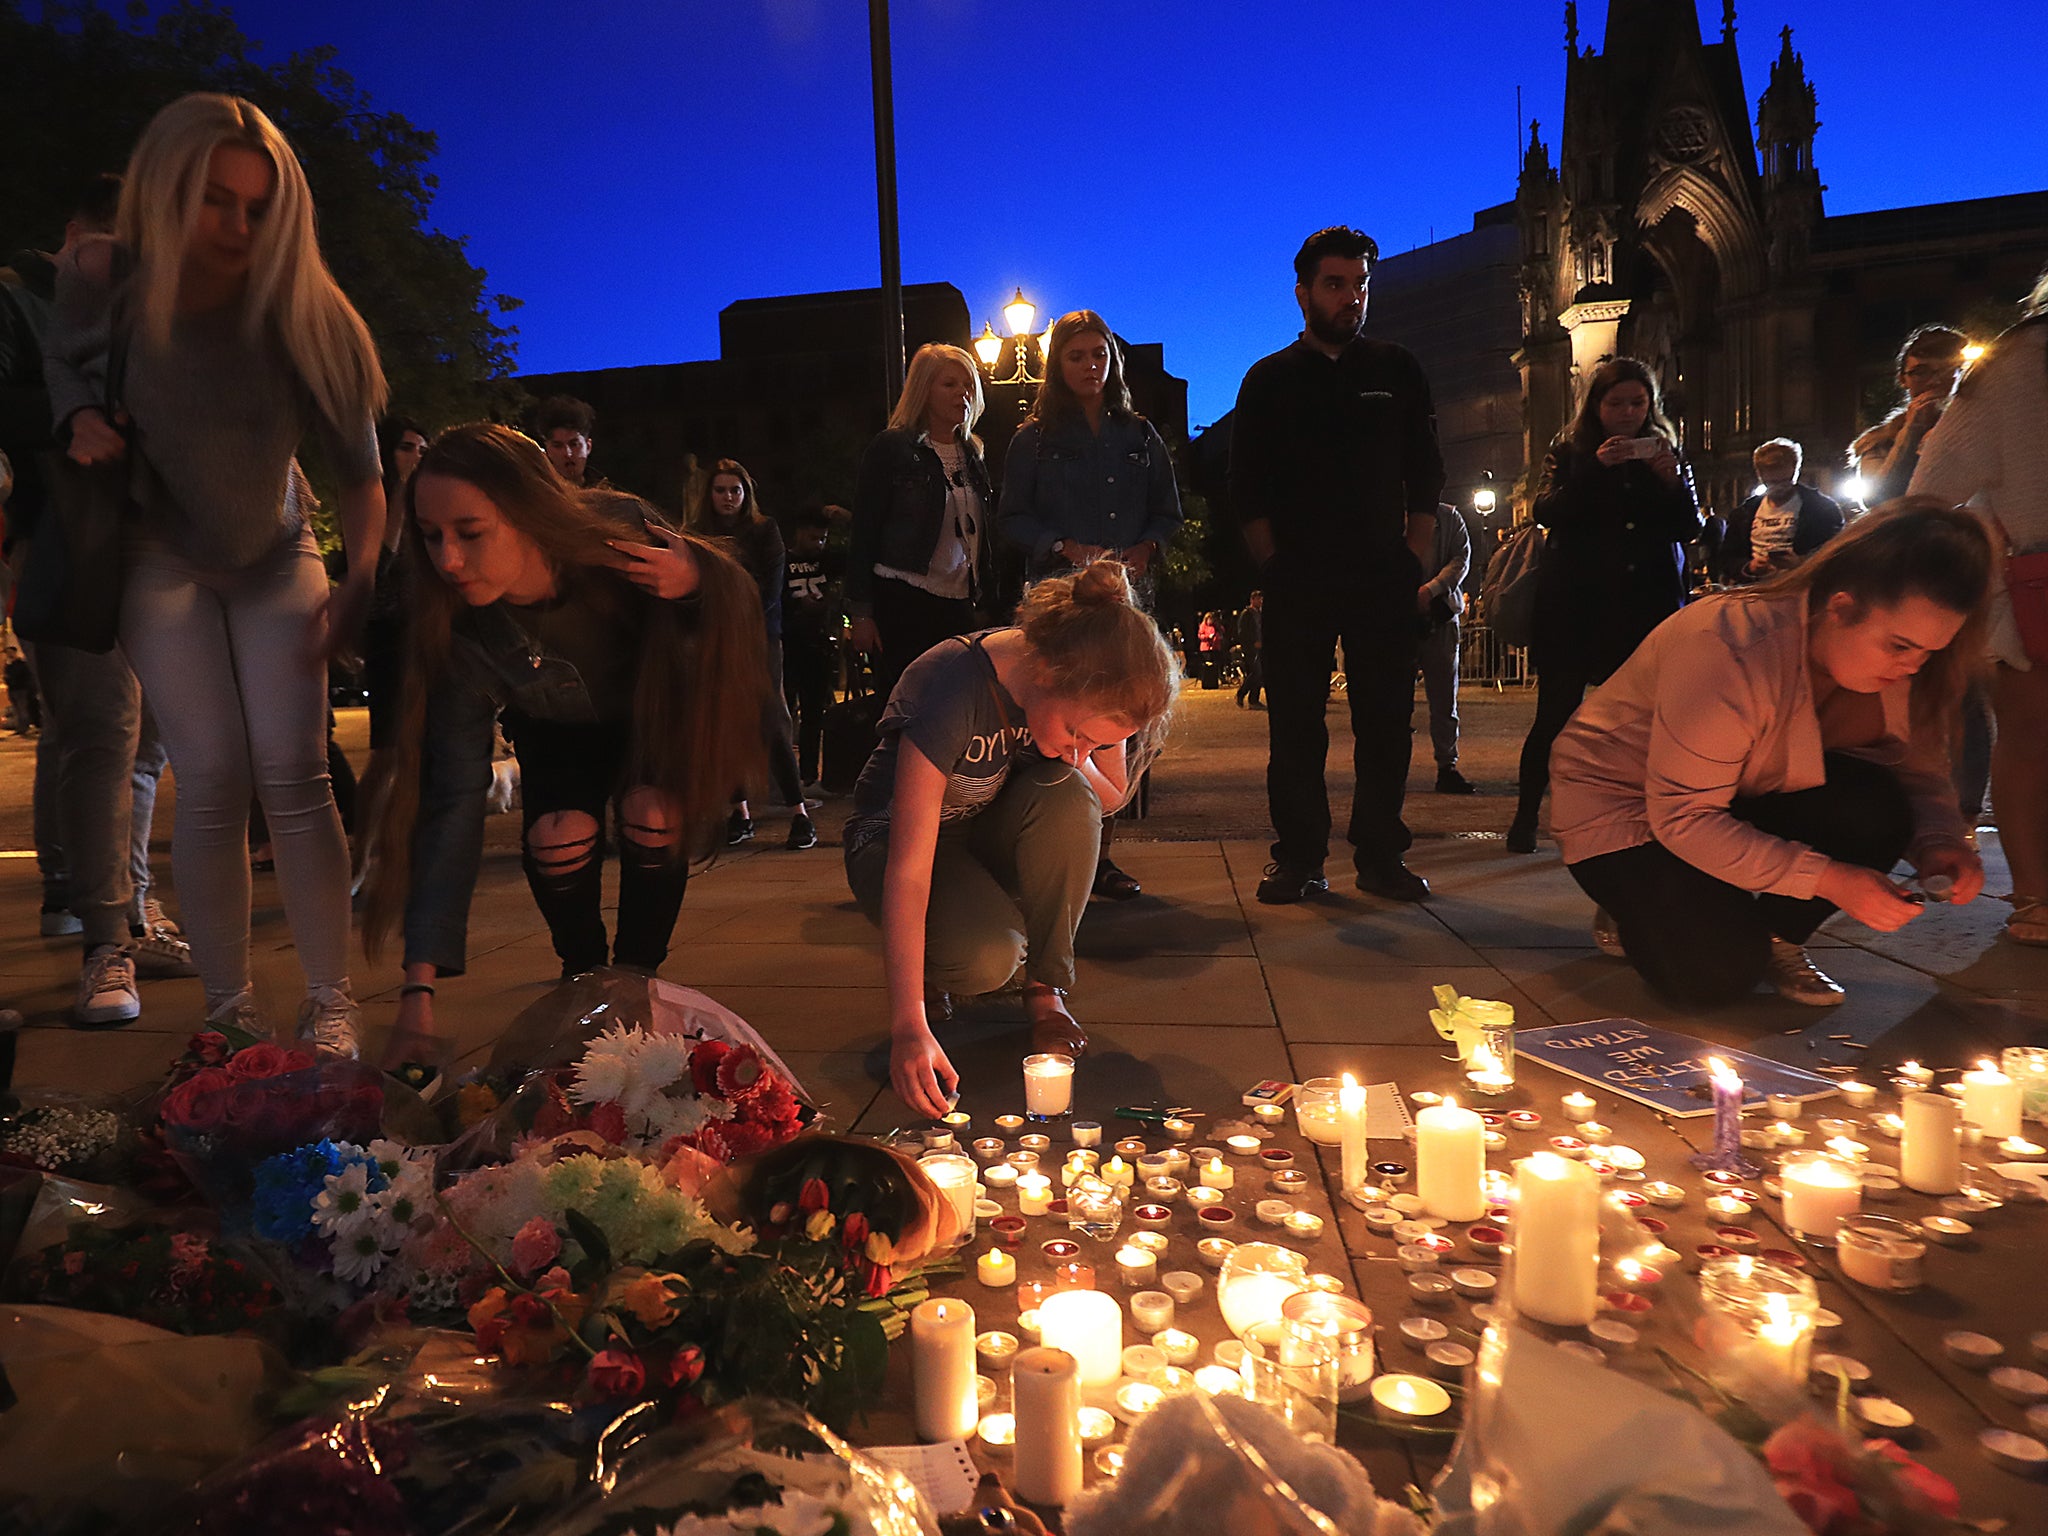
999, 310, 1184, 899
363, 424, 768, 1069
847, 343, 993, 700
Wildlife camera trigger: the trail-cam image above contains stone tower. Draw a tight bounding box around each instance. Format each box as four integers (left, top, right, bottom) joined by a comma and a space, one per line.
1514, 0, 1823, 516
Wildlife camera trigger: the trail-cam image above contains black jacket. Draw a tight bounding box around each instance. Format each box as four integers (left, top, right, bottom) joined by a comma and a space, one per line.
1717, 485, 1846, 584
846, 426, 993, 616
1530, 438, 1702, 677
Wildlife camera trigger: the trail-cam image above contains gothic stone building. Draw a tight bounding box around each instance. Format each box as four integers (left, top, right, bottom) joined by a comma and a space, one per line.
1511, 0, 2048, 518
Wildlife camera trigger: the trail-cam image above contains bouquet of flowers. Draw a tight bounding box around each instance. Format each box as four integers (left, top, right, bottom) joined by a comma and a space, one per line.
0, 1091, 127, 1181
4, 1221, 279, 1335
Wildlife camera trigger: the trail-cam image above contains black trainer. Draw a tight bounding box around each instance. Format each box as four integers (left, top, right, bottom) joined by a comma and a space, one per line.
1505, 814, 1538, 854
1256, 862, 1329, 904
1355, 860, 1430, 902
786, 811, 818, 850
726, 812, 755, 846
1435, 767, 1477, 795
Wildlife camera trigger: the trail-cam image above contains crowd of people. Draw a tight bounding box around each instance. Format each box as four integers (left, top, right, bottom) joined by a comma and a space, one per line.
2, 93, 2044, 1119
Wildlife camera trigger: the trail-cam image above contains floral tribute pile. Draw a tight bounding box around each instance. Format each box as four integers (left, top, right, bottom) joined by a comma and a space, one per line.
0, 976, 958, 1535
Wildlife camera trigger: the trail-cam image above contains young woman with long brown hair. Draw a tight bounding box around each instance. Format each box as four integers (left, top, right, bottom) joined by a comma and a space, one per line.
1548, 500, 1991, 1007
1507, 356, 1701, 853
364, 424, 768, 1069
47, 93, 386, 1054
844, 561, 1179, 1118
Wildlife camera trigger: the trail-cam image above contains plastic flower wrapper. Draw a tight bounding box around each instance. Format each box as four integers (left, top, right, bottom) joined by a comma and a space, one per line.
1426, 984, 1514, 1065
1065, 1390, 1425, 1536
1430, 1324, 1807, 1536
519, 1397, 938, 1536
0, 1087, 133, 1183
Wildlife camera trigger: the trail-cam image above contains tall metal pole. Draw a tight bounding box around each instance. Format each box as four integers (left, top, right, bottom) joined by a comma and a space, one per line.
869, 0, 906, 411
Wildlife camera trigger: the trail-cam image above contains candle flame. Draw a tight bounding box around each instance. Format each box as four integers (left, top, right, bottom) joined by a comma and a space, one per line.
1342, 1071, 1359, 1090
1616, 1258, 1642, 1281
1443, 1095, 1459, 1111
1901, 1060, 1923, 1073
1708, 1057, 1741, 1089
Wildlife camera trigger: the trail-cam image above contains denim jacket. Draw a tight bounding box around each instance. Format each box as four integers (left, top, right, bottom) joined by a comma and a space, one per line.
999, 412, 1183, 581
846, 426, 993, 616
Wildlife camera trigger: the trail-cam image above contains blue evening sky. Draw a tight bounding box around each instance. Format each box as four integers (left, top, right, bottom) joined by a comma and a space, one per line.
132, 1, 2048, 424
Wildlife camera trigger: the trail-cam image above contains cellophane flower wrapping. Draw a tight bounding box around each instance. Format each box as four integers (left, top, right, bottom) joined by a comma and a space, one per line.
520, 1397, 938, 1536
1065, 1391, 1426, 1536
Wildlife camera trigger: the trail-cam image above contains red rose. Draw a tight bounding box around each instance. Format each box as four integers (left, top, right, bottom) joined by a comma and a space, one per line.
223, 1081, 273, 1129
508, 1292, 552, 1329
659, 1344, 705, 1389
587, 1102, 629, 1145
1765, 1421, 1859, 1534
164, 1069, 234, 1132
1864, 1439, 1960, 1519
188, 1031, 230, 1066
588, 1347, 646, 1399
227, 1042, 295, 1079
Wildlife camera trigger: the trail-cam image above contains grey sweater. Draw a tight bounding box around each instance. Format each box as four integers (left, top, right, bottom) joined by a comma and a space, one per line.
46, 240, 380, 571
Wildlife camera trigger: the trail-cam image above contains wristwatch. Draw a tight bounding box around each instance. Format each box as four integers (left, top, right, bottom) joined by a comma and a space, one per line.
1051, 538, 1068, 558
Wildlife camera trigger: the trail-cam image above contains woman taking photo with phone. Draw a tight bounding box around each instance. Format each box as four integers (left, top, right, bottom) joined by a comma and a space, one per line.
1507, 357, 1701, 854
846, 344, 993, 701
47, 93, 385, 1054
1548, 500, 1989, 1007
364, 424, 767, 1069
844, 561, 1178, 1119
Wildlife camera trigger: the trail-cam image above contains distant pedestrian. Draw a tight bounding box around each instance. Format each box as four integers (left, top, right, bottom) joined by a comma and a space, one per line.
1718, 438, 1845, 585
1507, 357, 1700, 855
1853, 327, 1968, 506
847, 344, 993, 701
366, 424, 769, 1070
782, 504, 843, 791
46, 95, 386, 1053
1234, 590, 1265, 708
1230, 225, 1445, 905
1195, 610, 1224, 688
999, 307, 1185, 902
1419, 502, 1475, 793
534, 395, 598, 488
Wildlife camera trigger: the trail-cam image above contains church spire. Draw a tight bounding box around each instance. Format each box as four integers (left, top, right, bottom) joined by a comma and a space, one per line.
1722, 0, 1737, 44
1564, 0, 1578, 56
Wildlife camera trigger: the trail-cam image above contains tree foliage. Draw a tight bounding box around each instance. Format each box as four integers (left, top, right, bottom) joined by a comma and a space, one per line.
0, 0, 522, 430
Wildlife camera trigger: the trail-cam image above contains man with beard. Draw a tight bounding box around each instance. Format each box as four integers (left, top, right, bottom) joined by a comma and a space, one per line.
1229, 226, 1445, 904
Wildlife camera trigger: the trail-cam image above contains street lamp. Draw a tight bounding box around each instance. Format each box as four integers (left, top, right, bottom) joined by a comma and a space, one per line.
1472, 471, 1498, 516
1003, 287, 1037, 339
973, 288, 1047, 387
973, 320, 1003, 371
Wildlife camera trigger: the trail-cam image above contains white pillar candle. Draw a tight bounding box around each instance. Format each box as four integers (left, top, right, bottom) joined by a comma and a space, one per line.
911, 1298, 978, 1442
1416, 1098, 1487, 1222
919, 1152, 977, 1244
1779, 1154, 1862, 1241
1339, 1073, 1369, 1198
1512, 1151, 1599, 1326
1011, 1346, 1083, 1507
1961, 1060, 2023, 1140
1016, 1173, 1053, 1215
1037, 1289, 1123, 1387
1901, 1091, 1963, 1195
1023, 1053, 1075, 1117
976, 1248, 1017, 1288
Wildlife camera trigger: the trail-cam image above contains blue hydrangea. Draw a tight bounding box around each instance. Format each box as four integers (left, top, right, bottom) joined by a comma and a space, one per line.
250, 1139, 382, 1244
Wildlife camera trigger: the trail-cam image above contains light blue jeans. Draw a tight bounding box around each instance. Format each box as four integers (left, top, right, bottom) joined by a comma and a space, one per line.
121, 531, 351, 1006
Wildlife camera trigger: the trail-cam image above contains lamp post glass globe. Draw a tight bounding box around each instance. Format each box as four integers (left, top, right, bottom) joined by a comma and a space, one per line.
1473, 487, 1497, 515
1004, 287, 1037, 339
974, 321, 1003, 370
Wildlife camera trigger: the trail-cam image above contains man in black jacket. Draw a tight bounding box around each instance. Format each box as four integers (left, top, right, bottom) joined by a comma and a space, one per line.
1717, 438, 1845, 585
1230, 226, 1446, 904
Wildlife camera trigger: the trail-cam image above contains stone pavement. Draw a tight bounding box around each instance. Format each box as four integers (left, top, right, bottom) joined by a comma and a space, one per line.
5, 681, 2044, 1115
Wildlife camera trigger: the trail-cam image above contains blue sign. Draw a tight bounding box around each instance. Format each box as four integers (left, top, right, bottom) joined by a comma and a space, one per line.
1515, 1019, 1836, 1118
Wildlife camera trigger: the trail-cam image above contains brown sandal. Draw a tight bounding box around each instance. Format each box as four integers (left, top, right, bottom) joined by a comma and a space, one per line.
1024, 982, 1088, 1061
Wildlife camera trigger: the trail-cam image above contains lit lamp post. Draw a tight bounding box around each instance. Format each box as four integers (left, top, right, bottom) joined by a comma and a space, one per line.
975, 288, 1048, 388
1472, 472, 1497, 517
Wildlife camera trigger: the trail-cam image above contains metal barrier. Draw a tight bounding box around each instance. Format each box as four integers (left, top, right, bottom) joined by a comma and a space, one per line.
1458, 622, 1533, 688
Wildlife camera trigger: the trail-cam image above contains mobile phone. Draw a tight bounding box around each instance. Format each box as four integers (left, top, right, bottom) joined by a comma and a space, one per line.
1623, 437, 1662, 460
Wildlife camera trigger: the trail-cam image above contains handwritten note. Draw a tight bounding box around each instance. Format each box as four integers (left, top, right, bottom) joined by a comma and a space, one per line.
1515, 1019, 1835, 1117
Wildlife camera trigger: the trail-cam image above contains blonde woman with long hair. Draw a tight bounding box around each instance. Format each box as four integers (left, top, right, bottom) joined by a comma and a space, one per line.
846, 343, 992, 699
47, 93, 387, 1055
364, 425, 769, 1071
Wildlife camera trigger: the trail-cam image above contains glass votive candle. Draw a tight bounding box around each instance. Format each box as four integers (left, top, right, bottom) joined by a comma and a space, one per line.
1129, 1289, 1175, 1331
1154, 1327, 1200, 1366
1294, 1077, 1345, 1145
1282, 1291, 1376, 1402
1698, 1255, 1819, 1389
918, 1151, 978, 1244
1115, 1245, 1159, 1288
1836, 1214, 1926, 1293
976, 1330, 1020, 1368
1780, 1151, 1863, 1244
1161, 1270, 1204, 1305
1067, 1180, 1125, 1242
1022, 1053, 1074, 1119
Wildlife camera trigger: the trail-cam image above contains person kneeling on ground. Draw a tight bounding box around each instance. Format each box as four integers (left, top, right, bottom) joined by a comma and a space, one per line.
364, 423, 768, 1071
1548, 499, 1990, 1008
844, 561, 1179, 1118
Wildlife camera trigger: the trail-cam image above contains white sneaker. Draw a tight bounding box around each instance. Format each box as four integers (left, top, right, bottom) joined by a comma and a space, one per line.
141, 898, 181, 936
76, 946, 141, 1025
41, 906, 83, 938
1592, 908, 1625, 958
1767, 939, 1846, 1007
296, 984, 361, 1060
130, 922, 198, 979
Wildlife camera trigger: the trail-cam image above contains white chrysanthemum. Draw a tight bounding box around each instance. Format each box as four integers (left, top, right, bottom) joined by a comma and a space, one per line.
570, 1022, 644, 1106
634, 1092, 715, 1146
366, 1137, 411, 1182
311, 1163, 376, 1237
629, 1030, 694, 1094
331, 1226, 394, 1285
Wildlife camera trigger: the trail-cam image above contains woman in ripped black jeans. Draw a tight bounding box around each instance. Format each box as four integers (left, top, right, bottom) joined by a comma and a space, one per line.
362, 424, 768, 1070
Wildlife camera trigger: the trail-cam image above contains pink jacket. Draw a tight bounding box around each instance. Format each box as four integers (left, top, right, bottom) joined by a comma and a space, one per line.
1549, 592, 1967, 897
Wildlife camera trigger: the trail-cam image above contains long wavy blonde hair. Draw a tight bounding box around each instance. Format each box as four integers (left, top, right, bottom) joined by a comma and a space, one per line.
886, 343, 985, 454
117, 93, 386, 433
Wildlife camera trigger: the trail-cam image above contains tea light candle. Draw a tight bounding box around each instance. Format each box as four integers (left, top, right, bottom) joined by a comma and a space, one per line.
1643, 1181, 1687, 1208
1450, 1267, 1497, 1299
1426, 1340, 1477, 1379
1824, 1135, 1869, 1162
1017, 1308, 1042, 1339
1162, 1116, 1195, 1140
1184, 1185, 1226, 1211
1225, 1134, 1262, 1156
990, 1214, 1027, 1247
1201, 1155, 1235, 1191
1396, 1243, 1442, 1273
1196, 1236, 1236, 1267
1372, 1373, 1452, 1424
1257, 1147, 1296, 1172
1944, 1331, 2005, 1371
977, 1411, 1016, 1447
911, 1298, 980, 1441
971, 1136, 1005, 1163
1579, 1121, 1613, 1143
1307, 1272, 1345, 1294
1467, 1223, 1507, 1254
1561, 1091, 1597, 1122
1374, 1160, 1412, 1186
1896, 1060, 1936, 1090
1017, 1174, 1053, 1215
1549, 1135, 1589, 1158
1991, 1367, 2048, 1404
2003, 1136, 2048, 1159
1269, 1168, 1310, 1198
1979, 1430, 2048, 1475
977, 1329, 1021, 1368
1126, 1230, 1170, 1255
1129, 1289, 1175, 1332
1838, 1081, 1878, 1109
1862, 1173, 1901, 1201
1408, 1272, 1456, 1306
1417, 1097, 1487, 1222
1611, 1258, 1664, 1291
1161, 1270, 1203, 1305
984, 1164, 1019, 1190
1114, 1380, 1165, 1421
1131, 1202, 1173, 1230
1254, 1198, 1294, 1227
1018, 1132, 1052, 1154
1364, 1206, 1402, 1233
1921, 1214, 1972, 1246
1252, 1101, 1288, 1126
1143, 1175, 1184, 1204
1961, 1059, 2023, 1139
1154, 1327, 1200, 1366
1120, 1343, 1167, 1382
1705, 1193, 1753, 1225
1115, 1246, 1158, 1288
974, 1198, 1003, 1221
1100, 1156, 1134, 1188
1006, 1151, 1041, 1172
1588, 1318, 1639, 1354
1284, 1211, 1325, 1241
977, 1248, 1018, 1288
1135, 1152, 1172, 1181
1770, 1121, 1807, 1147
994, 1113, 1026, 1135
1194, 1364, 1242, 1396
1070, 1120, 1102, 1148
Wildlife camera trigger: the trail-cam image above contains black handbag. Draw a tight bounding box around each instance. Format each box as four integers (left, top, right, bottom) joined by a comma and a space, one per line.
13, 324, 131, 654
